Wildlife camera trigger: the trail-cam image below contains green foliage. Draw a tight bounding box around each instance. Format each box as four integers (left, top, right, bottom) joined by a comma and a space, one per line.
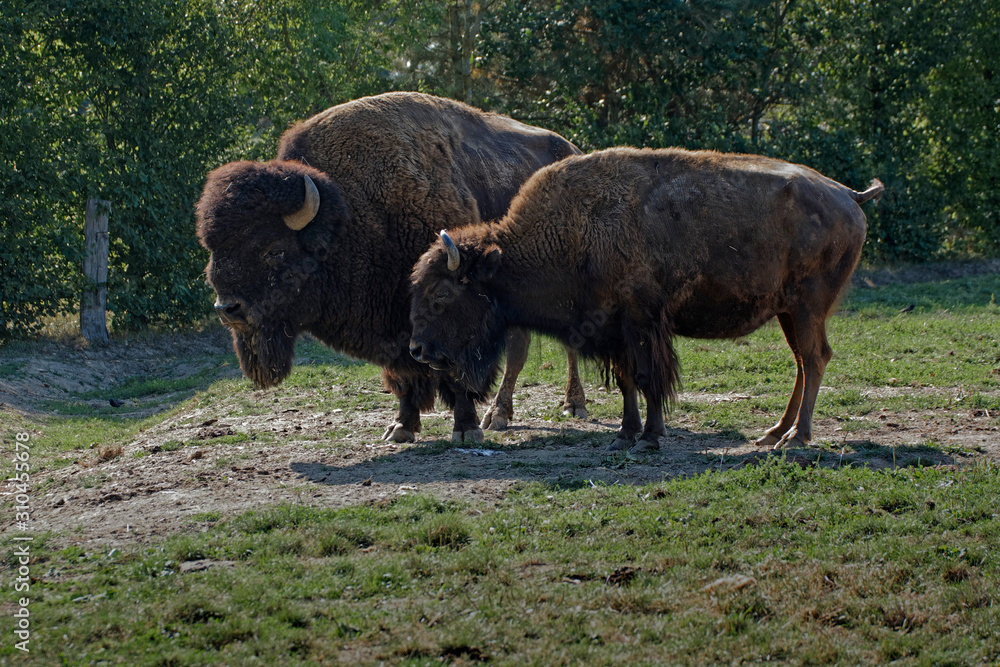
479, 0, 1000, 261
480, 0, 817, 153
0, 3, 88, 337
0, 0, 415, 339
2, 1, 238, 333
1, 0, 997, 339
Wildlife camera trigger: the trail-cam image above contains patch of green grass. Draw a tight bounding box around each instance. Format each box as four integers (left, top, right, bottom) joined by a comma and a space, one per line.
847, 274, 1000, 312
295, 336, 368, 368
836, 440, 948, 468
207, 432, 253, 447
11, 461, 1000, 664
509, 460, 548, 474
963, 392, 1000, 411
409, 439, 458, 456
75, 368, 220, 402
16, 373, 278, 466
0, 360, 24, 377
79, 472, 109, 488
833, 416, 879, 434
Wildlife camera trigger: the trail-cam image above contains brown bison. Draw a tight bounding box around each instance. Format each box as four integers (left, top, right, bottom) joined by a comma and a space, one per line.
195, 92, 588, 443
409, 147, 883, 453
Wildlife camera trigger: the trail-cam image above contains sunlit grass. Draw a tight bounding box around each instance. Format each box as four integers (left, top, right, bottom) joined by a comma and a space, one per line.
9, 461, 999, 665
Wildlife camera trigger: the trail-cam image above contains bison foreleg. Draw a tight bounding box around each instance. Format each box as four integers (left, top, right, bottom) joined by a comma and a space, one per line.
561, 346, 589, 419
382, 370, 434, 443
631, 393, 666, 454
481, 328, 531, 431
452, 386, 484, 444
383, 423, 416, 443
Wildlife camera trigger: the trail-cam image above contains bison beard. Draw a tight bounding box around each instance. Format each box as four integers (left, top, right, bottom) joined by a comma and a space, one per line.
232, 324, 297, 389
226, 258, 317, 389
446, 327, 506, 396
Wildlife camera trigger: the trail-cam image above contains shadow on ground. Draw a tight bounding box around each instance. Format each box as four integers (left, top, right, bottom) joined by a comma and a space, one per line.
288, 424, 961, 492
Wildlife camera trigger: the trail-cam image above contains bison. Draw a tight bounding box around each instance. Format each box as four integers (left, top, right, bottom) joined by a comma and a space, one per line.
409, 147, 883, 453
195, 92, 589, 443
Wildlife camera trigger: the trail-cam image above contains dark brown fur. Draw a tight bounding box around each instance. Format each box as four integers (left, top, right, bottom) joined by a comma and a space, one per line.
196, 92, 584, 442
410, 147, 882, 452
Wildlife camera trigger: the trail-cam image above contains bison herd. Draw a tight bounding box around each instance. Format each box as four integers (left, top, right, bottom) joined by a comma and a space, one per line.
196, 92, 882, 454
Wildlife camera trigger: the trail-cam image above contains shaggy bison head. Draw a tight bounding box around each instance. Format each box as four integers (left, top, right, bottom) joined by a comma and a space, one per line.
409, 230, 506, 394
196, 160, 346, 388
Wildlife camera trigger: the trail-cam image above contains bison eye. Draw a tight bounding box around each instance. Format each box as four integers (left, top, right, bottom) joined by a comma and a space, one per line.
263, 248, 285, 267
435, 287, 451, 301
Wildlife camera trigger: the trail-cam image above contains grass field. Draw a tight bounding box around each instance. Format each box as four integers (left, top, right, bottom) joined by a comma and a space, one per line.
1, 269, 999, 665
6, 463, 1000, 665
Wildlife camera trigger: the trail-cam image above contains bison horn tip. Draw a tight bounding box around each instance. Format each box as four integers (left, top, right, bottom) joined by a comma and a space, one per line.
440, 230, 460, 272
284, 173, 320, 231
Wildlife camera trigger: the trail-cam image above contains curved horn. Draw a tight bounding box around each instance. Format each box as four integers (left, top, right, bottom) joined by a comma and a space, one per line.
283, 173, 320, 231
440, 230, 460, 272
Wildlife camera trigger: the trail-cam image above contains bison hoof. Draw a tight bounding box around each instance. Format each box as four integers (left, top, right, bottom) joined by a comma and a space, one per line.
754, 433, 782, 449
606, 435, 636, 452
480, 408, 509, 431
383, 423, 416, 443
562, 405, 589, 419
629, 437, 661, 454
452, 428, 484, 444
774, 433, 809, 450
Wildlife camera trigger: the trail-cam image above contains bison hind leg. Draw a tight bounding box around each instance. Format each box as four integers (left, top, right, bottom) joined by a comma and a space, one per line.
759, 309, 833, 449
755, 313, 804, 448
561, 345, 588, 419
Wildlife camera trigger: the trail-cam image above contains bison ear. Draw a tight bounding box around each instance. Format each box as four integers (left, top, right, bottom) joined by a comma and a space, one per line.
475, 245, 502, 281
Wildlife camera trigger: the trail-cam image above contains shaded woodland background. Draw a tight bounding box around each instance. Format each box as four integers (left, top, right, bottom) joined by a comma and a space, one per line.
2, 0, 998, 337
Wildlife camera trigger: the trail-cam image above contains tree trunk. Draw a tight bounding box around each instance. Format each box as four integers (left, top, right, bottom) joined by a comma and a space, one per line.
82, 199, 110, 345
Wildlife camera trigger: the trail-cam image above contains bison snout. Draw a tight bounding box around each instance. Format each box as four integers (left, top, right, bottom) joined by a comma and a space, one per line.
409, 338, 429, 363
409, 337, 450, 370
214, 297, 248, 326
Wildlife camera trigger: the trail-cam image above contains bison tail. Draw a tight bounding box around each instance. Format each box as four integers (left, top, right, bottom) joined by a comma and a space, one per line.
851, 178, 884, 205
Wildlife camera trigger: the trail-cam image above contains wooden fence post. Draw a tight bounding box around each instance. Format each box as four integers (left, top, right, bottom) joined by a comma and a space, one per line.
82, 198, 110, 345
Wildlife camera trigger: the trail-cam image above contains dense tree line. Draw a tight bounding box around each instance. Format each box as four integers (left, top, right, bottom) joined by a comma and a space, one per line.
1, 0, 997, 338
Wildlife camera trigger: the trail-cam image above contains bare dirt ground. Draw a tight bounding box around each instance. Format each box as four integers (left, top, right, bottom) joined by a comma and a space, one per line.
4, 364, 998, 552
2, 262, 999, 550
